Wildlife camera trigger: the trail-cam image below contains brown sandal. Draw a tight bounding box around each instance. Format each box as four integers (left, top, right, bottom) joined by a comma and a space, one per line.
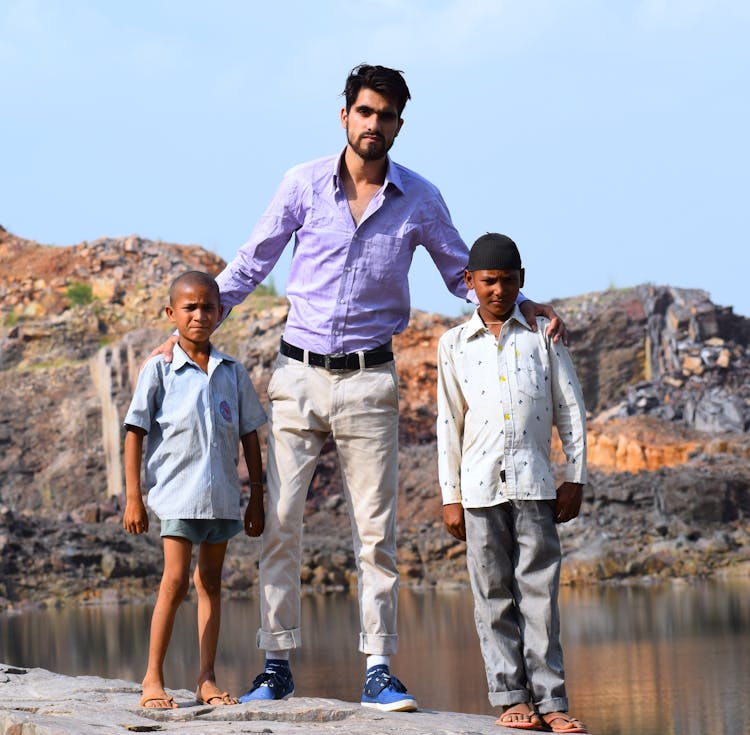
195, 681, 238, 706
139, 688, 176, 709
496, 702, 544, 730
541, 711, 588, 733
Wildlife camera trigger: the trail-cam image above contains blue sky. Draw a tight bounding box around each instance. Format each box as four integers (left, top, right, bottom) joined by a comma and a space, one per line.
2, 0, 749, 318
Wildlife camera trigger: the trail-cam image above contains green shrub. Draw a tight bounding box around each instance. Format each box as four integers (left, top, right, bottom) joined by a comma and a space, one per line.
66, 281, 93, 306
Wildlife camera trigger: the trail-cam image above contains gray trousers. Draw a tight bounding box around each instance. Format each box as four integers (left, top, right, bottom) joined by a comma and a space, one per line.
465, 500, 568, 714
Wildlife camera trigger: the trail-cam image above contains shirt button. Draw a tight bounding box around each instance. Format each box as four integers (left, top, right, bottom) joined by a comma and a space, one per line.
504, 413, 510, 420
340, 299, 345, 304
500, 376, 506, 382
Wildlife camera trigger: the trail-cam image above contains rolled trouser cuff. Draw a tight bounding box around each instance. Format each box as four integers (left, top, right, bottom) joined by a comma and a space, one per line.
488, 689, 532, 707
358, 632, 398, 655
257, 627, 302, 651
536, 697, 570, 715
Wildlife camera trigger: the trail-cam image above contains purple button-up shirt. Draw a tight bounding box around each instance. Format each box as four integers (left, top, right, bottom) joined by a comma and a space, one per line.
215, 151, 472, 354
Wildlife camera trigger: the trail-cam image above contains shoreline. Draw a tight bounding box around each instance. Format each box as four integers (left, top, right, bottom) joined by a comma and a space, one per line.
3, 560, 749, 616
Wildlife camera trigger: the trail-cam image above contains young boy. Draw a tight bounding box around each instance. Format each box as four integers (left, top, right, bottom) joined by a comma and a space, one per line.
123, 270, 267, 709
436, 234, 588, 733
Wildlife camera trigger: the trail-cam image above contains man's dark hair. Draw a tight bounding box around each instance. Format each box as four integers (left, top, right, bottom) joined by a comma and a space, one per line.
343, 64, 411, 116
169, 270, 220, 305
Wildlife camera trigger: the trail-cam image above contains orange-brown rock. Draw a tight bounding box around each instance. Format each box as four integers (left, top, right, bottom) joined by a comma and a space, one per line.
557, 416, 704, 473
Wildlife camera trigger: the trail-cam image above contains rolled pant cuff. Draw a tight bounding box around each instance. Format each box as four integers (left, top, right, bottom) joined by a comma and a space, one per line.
257, 627, 302, 651
537, 697, 569, 715
358, 632, 398, 655
488, 689, 531, 707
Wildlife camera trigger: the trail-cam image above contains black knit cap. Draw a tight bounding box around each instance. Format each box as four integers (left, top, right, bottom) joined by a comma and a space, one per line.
467, 233, 522, 271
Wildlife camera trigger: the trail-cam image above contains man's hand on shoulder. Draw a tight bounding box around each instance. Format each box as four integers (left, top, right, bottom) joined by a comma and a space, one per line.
143, 334, 179, 369
554, 482, 583, 523
443, 502, 466, 541
519, 300, 568, 345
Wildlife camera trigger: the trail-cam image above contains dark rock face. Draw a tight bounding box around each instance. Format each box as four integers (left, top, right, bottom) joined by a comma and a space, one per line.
557, 285, 750, 433
0, 228, 749, 611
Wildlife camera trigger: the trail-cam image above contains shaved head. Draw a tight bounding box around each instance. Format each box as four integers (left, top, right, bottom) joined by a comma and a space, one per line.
169, 271, 220, 305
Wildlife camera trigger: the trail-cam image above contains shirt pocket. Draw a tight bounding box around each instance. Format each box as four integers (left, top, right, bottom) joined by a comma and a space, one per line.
361, 233, 412, 281
515, 354, 547, 399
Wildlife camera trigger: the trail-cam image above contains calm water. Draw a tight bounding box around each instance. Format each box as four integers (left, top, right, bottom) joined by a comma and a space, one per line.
1, 580, 748, 735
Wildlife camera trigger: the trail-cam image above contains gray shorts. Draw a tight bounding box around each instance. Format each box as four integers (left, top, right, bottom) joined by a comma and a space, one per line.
160, 518, 243, 545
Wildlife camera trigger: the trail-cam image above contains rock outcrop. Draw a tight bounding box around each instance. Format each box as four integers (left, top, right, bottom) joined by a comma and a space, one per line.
0, 227, 749, 611
0, 663, 511, 735
554, 285, 750, 432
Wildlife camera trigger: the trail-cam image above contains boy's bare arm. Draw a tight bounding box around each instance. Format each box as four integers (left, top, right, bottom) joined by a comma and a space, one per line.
555, 481, 583, 523
241, 430, 264, 537
443, 503, 466, 541
123, 427, 149, 534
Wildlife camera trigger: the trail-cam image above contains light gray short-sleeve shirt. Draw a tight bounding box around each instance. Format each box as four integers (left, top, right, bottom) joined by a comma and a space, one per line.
124, 344, 266, 520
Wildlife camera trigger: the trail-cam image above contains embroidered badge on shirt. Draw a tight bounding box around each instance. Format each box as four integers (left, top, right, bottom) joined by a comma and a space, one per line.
219, 400, 232, 422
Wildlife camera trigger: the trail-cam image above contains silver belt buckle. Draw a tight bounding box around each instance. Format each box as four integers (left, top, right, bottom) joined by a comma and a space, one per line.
325, 352, 346, 370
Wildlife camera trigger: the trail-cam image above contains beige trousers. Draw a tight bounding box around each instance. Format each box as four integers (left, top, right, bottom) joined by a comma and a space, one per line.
257, 353, 400, 655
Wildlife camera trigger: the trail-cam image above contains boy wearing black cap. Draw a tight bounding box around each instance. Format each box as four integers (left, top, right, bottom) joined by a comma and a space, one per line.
436, 234, 588, 732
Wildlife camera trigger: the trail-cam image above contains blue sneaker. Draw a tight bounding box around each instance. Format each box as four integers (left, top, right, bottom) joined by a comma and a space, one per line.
238, 660, 294, 702
360, 665, 418, 712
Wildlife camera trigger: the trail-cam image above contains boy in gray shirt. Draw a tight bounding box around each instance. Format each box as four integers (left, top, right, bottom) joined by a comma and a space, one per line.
123, 271, 266, 709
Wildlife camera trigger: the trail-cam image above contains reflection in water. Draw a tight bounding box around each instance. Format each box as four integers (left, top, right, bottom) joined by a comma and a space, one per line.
1, 580, 748, 735
561, 582, 750, 735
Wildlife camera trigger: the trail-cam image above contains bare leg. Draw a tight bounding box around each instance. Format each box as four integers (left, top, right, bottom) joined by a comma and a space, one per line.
194, 540, 237, 705
141, 536, 192, 708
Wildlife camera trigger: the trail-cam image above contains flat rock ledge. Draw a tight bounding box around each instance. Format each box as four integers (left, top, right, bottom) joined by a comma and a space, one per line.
0, 663, 513, 735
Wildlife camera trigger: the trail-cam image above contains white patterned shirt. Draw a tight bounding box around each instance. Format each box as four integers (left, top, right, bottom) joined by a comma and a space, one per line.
437, 307, 587, 508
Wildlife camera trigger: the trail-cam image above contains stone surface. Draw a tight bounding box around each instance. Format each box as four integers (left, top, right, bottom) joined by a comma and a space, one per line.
0, 663, 512, 735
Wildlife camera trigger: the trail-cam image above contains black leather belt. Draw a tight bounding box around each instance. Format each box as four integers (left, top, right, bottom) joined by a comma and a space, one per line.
280, 338, 393, 370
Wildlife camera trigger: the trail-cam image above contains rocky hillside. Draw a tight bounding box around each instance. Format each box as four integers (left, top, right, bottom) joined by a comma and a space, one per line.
0, 227, 748, 611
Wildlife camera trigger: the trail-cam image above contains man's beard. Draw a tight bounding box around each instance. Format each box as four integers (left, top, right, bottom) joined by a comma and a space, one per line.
348, 129, 391, 161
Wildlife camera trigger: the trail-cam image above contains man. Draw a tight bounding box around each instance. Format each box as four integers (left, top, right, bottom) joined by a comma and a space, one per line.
155, 64, 564, 711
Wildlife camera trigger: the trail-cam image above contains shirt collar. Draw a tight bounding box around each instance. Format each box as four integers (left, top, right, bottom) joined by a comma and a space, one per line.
172, 342, 235, 371
332, 149, 404, 195
464, 305, 532, 338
